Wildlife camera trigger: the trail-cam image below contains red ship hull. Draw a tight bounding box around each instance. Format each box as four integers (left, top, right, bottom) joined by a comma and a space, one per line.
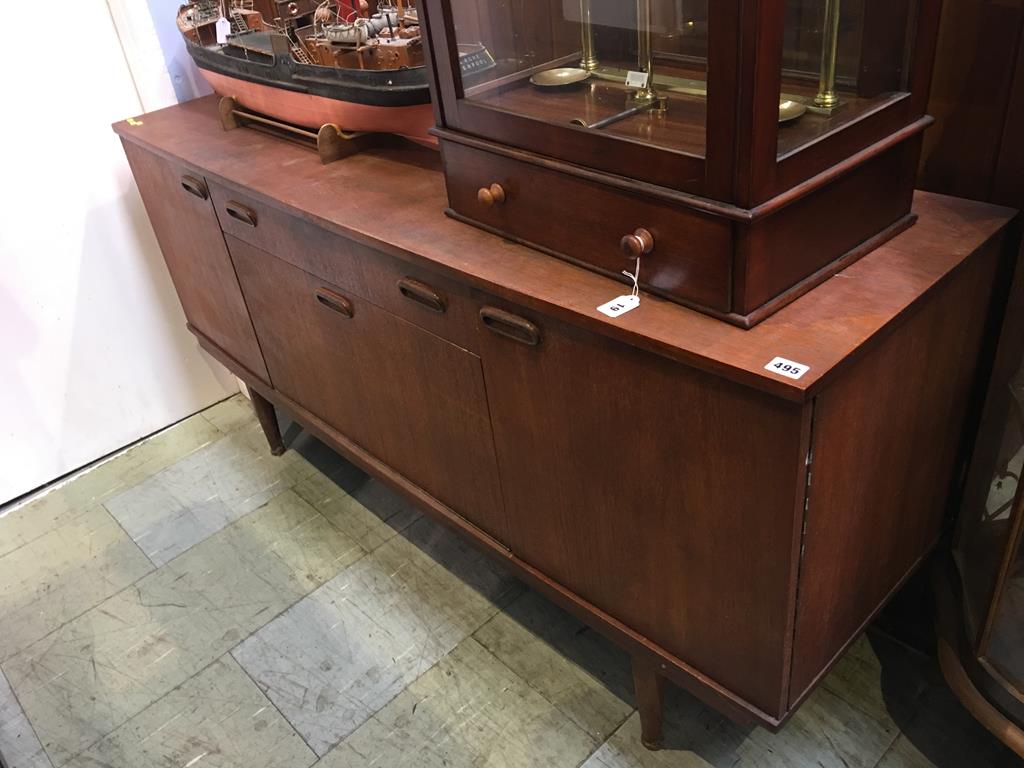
201, 70, 437, 147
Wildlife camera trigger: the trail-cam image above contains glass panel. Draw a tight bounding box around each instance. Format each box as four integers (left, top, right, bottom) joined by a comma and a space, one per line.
986, 490, 1024, 691
956, 361, 1024, 643
777, 0, 916, 157
981, 362, 1024, 687
450, 0, 709, 158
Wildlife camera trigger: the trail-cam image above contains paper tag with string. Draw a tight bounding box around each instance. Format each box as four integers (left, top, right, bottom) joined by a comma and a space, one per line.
216, 15, 231, 43
597, 257, 641, 318
625, 70, 650, 89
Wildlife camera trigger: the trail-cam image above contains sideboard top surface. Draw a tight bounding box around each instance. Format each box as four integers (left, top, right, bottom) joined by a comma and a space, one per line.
114, 96, 1017, 402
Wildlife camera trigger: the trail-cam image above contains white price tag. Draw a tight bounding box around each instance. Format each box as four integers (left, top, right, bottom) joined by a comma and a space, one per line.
625, 70, 650, 89
216, 16, 231, 44
597, 294, 640, 318
765, 356, 809, 380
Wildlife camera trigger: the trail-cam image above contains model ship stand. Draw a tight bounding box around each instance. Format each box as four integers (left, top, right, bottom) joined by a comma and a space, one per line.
218, 96, 389, 164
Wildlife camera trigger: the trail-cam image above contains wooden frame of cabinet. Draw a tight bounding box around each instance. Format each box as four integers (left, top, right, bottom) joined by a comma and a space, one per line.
115, 97, 1018, 747
417, 0, 944, 325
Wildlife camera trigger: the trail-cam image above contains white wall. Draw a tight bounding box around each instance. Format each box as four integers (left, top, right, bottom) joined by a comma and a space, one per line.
0, 0, 236, 504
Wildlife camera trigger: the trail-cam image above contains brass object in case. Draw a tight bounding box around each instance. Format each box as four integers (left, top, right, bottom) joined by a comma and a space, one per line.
779, 100, 808, 123
814, 0, 842, 111
578, 0, 598, 71
530, 67, 591, 88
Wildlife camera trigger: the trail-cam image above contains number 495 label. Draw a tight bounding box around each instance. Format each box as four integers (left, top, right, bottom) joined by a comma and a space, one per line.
765, 356, 809, 380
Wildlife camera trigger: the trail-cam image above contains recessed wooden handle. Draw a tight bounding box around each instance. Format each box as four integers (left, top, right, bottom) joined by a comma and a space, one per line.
477, 183, 506, 207
479, 307, 540, 346
180, 175, 208, 200
620, 228, 654, 259
397, 277, 447, 313
225, 201, 258, 227
315, 288, 354, 318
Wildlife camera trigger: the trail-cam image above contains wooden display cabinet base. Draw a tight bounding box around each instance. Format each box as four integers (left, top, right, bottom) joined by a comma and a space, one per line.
437, 123, 926, 327
219, 96, 388, 165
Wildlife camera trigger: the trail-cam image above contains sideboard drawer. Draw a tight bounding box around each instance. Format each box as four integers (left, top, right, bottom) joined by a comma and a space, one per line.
441, 140, 733, 314
208, 181, 370, 298
360, 252, 480, 352
230, 235, 509, 543
209, 180, 479, 349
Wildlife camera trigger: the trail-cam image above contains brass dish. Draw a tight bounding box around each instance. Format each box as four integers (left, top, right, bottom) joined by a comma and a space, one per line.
530, 67, 591, 88
779, 99, 808, 123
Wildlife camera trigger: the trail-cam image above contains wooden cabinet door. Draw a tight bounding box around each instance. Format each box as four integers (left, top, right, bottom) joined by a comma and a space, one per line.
121, 141, 269, 382
476, 299, 808, 717
231, 237, 509, 544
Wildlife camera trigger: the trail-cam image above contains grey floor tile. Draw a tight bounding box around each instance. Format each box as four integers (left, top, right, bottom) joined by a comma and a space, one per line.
2, 490, 364, 766
821, 633, 929, 731
293, 473, 420, 554
582, 670, 899, 768
0, 507, 153, 662
103, 423, 319, 566
201, 394, 256, 435
474, 589, 634, 742
0, 415, 220, 559
63, 656, 316, 768
232, 516, 521, 756
0, 668, 52, 768
318, 637, 598, 768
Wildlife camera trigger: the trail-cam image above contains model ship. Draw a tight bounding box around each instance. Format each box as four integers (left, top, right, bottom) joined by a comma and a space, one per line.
177, 0, 486, 145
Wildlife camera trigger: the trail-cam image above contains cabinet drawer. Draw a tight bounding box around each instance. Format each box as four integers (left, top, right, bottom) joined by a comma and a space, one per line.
229, 235, 509, 543
210, 180, 479, 350
208, 181, 370, 298
441, 140, 733, 313
360, 252, 480, 352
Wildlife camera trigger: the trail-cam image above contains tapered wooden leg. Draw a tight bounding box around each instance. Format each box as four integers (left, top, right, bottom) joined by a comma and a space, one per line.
250, 389, 285, 456
633, 657, 665, 750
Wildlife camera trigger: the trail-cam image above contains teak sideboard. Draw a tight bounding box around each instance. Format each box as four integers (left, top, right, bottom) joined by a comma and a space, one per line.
115, 96, 1018, 746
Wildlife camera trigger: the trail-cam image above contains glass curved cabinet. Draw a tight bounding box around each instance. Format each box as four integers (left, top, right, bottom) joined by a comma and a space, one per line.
943, 251, 1024, 758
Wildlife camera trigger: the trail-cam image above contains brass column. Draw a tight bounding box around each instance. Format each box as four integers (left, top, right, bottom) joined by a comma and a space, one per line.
579, 0, 599, 71
634, 0, 657, 101
814, 0, 841, 109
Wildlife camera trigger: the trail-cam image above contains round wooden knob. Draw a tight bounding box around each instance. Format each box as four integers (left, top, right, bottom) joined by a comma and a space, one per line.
477, 183, 506, 207
620, 228, 654, 259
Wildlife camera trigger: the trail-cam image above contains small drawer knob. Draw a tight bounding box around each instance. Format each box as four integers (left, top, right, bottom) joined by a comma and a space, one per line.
620, 228, 654, 259
477, 183, 506, 207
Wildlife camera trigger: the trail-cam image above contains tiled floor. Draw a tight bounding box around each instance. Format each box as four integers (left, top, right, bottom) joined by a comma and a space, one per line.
0, 395, 1018, 768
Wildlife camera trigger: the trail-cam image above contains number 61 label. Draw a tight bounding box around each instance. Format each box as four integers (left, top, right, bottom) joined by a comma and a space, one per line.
765, 356, 809, 380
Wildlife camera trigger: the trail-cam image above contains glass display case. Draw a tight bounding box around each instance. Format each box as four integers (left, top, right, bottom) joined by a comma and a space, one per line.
943, 256, 1024, 756
420, 0, 942, 326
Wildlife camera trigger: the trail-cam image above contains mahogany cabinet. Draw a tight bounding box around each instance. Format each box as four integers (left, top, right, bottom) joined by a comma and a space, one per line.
419, 0, 943, 326
115, 97, 1018, 745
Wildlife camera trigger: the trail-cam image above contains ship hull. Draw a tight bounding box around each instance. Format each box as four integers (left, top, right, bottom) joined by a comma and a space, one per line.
200, 70, 436, 146
186, 33, 436, 146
